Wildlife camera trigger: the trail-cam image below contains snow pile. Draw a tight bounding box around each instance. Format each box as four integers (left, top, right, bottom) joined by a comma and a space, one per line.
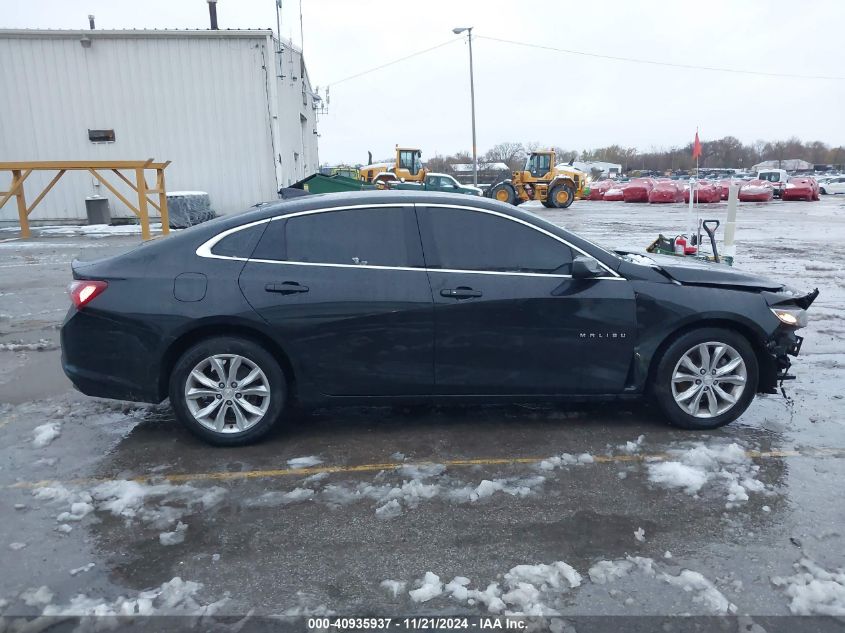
9, 542, 27, 551
39, 577, 227, 617
21, 586, 54, 607
587, 556, 735, 614
300, 469, 546, 519
287, 456, 323, 469
159, 521, 188, 546
380, 580, 406, 598
69, 563, 95, 576
646, 442, 767, 506
772, 558, 845, 615
0, 338, 57, 352
662, 569, 737, 614
538, 452, 595, 471
33, 479, 226, 531
409, 572, 444, 603
634, 527, 645, 542
588, 556, 655, 584
402, 562, 582, 615
244, 488, 315, 508
32, 422, 62, 448
618, 435, 645, 454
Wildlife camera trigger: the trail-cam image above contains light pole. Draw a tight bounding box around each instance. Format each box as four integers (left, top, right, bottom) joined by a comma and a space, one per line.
452, 27, 477, 187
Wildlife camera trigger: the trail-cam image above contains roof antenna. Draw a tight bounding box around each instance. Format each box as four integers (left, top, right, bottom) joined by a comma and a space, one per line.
88, 14, 95, 29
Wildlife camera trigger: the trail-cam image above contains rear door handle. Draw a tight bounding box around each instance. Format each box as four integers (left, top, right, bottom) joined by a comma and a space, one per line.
440, 287, 482, 299
265, 281, 309, 295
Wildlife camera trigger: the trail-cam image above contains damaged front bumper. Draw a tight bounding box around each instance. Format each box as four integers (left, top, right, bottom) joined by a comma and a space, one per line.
760, 287, 818, 392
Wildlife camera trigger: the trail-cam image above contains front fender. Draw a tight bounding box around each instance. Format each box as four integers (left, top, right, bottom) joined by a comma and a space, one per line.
630, 282, 777, 391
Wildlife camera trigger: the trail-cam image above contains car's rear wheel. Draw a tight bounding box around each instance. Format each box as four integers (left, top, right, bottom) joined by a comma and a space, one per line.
652, 328, 758, 430
820, 187, 827, 195
169, 336, 286, 446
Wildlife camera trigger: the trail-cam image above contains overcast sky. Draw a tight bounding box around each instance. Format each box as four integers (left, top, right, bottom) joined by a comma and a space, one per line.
6, 0, 844, 164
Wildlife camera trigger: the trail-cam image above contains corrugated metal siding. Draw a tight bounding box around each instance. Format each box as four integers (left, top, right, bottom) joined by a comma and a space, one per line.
0, 32, 319, 221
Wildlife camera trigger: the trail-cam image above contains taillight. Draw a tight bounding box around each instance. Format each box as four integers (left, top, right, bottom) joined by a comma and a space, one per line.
68, 280, 108, 309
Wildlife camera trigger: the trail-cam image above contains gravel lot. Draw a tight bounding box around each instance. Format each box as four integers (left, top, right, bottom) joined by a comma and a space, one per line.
1, 195, 843, 619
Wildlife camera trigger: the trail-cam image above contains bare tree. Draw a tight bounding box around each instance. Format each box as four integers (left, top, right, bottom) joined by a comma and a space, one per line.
483, 142, 525, 171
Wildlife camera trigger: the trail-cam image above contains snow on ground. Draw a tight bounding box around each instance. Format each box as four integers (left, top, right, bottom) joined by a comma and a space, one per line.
771, 558, 845, 615
244, 464, 548, 519
34, 577, 227, 617
537, 452, 595, 471
32, 479, 226, 532
0, 338, 57, 352
646, 441, 768, 506
159, 521, 188, 546
287, 456, 323, 469
586, 556, 735, 614
32, 421, 61, 448
400, 561, 583, 615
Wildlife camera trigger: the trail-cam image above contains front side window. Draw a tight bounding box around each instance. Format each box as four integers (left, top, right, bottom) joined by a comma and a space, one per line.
424, 207, 572, 274
252, 207, 411, 267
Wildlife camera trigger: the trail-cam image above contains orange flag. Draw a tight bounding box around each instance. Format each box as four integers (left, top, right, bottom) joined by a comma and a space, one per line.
692, 130, 702, 159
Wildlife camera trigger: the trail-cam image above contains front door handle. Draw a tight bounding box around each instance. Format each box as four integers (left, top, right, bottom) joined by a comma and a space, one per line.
440, 286, 482, 299
265, 281, 309, 295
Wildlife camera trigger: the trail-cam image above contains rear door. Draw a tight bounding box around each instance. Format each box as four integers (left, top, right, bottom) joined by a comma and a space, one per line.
238, 204, 434, 396
417, 204, 636, 395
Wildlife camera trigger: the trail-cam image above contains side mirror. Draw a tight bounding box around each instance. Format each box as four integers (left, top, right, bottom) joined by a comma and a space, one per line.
571, 255, 604, 279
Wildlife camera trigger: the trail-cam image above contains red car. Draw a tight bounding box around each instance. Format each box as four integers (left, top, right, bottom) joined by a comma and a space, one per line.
648, 180, 685, 203
781, 177, 820, 201
738, 179, 775, 202
588, 180, 615, 200
623, 178, 655, 203
603, 183, 628, 201
684, 180, 721, 203
717, 179, 735, 200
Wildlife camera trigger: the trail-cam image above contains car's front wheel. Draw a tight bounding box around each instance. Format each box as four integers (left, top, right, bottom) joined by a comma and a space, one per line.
652, 328, 758, 430
169, 336, 286, 445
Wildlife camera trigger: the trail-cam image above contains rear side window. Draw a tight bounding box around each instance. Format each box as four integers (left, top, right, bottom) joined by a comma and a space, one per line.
423, 207, 573, 274
210, 223, 266, 258
251, 207, 417, 267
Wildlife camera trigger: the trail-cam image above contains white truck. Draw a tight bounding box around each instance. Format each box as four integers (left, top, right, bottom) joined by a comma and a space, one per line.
756, 168, 790, 198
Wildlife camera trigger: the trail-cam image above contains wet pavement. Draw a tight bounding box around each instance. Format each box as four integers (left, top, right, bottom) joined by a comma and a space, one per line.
0, 196, 844, 618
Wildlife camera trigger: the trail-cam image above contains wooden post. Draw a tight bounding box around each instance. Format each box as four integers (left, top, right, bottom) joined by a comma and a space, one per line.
157, 167, 170, 235
13, 169, 30, 239
136, 167, 151, 241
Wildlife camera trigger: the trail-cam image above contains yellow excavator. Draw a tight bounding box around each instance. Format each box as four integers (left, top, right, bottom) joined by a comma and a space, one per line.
359, 147, 427, 185
487, 149, 586, 209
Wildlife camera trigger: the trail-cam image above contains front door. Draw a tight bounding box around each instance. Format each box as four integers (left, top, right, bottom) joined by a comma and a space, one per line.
417, 205, 636, 395
238, 205, 434, 397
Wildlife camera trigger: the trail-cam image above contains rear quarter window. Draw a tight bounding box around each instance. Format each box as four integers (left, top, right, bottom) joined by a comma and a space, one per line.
210, 223, 267, 258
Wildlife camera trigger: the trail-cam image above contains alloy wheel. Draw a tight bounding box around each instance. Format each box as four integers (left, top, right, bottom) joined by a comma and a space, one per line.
184, 354, 271, 433
670, 342, 747, 418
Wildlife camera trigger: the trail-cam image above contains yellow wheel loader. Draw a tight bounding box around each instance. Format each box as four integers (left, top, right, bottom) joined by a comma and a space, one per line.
359, 147, 427, 184
486, 150, 586, 209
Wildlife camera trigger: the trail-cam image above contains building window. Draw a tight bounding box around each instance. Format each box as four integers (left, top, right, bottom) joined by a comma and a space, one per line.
88, 129, 115, 143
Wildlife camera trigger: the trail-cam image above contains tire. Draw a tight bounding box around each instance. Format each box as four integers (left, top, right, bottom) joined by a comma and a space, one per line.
651, 327, 758, 430
489, 183, 516, 205
169, 336, 286, 446
549, 184, 575, 209
820, 187, 827, 195
541, 199, 555, 208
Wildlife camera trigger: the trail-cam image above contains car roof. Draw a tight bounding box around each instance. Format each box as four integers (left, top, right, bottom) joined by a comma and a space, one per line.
248, 190, 515, 220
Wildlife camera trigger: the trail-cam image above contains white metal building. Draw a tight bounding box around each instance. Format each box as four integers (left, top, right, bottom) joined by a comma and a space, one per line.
572, 160, 622, 176
0, 29, 319, 222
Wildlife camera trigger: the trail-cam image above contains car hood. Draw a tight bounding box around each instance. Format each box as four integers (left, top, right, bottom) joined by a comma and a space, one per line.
627, 252, 785, 290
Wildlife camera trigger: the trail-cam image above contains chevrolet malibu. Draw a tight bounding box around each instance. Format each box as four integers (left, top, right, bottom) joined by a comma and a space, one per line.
61, 192, 817, 445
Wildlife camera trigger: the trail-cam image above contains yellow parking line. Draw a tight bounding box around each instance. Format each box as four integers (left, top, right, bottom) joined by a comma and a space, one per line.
5, 447, 832, 490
